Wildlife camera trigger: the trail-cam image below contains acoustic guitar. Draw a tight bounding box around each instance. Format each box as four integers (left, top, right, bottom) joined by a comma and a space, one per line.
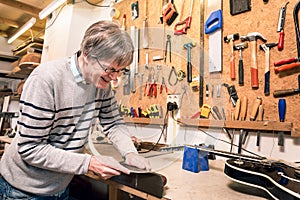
187, 145, 300, 200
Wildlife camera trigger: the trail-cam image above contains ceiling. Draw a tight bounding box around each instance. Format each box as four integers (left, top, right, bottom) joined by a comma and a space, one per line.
0, 0, 55, 46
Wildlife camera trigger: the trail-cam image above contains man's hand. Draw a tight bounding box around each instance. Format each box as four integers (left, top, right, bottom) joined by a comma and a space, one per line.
88, 155, 130, 180
125, 152, 151, 171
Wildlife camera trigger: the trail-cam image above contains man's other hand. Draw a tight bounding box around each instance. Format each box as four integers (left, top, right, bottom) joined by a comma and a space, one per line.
125, 152, 151, 171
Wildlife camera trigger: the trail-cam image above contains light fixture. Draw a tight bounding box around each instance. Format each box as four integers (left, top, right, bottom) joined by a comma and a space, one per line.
8, 17, 36, 44
39, 0, 66, 20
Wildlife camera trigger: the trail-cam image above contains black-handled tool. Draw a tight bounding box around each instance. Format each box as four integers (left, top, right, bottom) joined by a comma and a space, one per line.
183, 42, 196, 83
234, 42, 248, 85
273, 74, 300, 97
259, 43, 278, 96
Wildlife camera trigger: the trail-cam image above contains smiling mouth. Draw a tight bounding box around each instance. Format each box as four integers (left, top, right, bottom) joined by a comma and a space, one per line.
100, 76, 109, 83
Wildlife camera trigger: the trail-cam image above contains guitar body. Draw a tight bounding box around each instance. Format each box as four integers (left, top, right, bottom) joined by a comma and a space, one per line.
224, 158, 300, 200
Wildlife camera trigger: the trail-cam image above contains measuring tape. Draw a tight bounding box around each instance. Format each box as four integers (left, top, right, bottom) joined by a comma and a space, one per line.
177, 70, 186, 81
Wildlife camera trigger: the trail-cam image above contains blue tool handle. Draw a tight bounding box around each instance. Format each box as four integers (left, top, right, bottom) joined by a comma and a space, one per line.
278, 99, 286, 122
264, 71, 270, 95
205, 9, 222, 34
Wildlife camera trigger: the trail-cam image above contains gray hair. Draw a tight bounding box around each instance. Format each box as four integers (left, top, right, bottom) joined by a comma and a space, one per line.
80, 20, 134, 67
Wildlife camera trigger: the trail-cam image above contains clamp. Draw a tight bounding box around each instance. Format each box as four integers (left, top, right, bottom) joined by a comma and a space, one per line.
164, 34, 171, 63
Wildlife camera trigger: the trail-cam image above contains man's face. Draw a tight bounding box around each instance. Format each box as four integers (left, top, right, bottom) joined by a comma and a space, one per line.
83, 57, 126, 89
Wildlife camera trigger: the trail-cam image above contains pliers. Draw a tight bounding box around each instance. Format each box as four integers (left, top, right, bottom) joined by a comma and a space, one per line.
164, 34, 171, 63
147, 67, 157, 97
160, 77, 168, 94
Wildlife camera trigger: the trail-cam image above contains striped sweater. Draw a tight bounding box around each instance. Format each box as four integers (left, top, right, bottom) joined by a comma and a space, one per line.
0, 54, 137, 195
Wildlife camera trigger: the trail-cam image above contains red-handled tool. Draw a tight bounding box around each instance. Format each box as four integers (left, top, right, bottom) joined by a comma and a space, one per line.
274, 57, 298, 66
274, 1, 300, 72
174, 0, 194, 35
277, 2, 289, 51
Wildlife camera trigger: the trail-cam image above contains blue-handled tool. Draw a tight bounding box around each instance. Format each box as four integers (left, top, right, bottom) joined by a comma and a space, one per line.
278, 98, 286, 146
205, 9, 222, 34
278, 99, 286, 122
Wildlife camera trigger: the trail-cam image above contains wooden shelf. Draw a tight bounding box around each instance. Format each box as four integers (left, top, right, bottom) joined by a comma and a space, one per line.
123, 117, 298, 137
124, 117, 165, 126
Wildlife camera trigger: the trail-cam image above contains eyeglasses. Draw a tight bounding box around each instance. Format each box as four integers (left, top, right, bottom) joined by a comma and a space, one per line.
95, 58, 128, 76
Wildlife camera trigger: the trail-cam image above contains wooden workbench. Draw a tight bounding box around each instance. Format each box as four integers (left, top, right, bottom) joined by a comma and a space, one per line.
0, 136, 269, 199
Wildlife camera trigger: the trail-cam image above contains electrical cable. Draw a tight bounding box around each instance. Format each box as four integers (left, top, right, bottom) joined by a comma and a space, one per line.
170, 111, 265, 159
138, 110, 169, 154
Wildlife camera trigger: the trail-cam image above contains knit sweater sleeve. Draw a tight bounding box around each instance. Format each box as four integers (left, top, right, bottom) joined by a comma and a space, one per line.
17, 72, 91, 175
98, 86, 138, 157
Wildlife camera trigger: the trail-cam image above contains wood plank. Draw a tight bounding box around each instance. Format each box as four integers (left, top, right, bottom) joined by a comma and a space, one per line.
0, 0, 41, 18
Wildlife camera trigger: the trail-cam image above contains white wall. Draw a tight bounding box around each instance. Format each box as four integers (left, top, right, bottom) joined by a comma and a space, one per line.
41, 0, 113, 62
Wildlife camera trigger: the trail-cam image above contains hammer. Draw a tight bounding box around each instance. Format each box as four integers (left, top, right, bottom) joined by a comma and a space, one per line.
184, 42, 196, 83
241, 32, 267, 89
273, 74, 300, 97
233, 42, 248, 86
259, 42, 278, 96
224, 33, 240, 80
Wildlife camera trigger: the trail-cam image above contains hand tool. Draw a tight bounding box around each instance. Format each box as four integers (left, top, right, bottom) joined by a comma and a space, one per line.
205, 8, 223, 73
160, 77, 168, 94
205, 84, 209, 99
211, 106, 232, 140
138, 73, 143, 100
224, 33, 240, 80
223, 83, 238, 107
164, 34, 171, 63
234, 98, 241, 120
200, 104, 211, 118
130, 26, 139, 93
147, 67, 156, 97
240, 96, 248, 121
277, 2, 289, 51
174, 0, 194, 35
181, 84, 190, 104
278, 99, 286, 146
259, 43, 278, 96
256, 104, 264, 146
162, 0, 178, 25
183, 42, 196, 83
273, 74, 300, 97
239, 96, 248, 146
131, 0, 139, 20
199, 0, 204, 107
121, 14, 126, 31
168, 66, 178, 86
250, 97, 262, 121
241, 32, 267, 88
142, 0, 149, 49
273, 1, 300, 71
233, 42, 248, 85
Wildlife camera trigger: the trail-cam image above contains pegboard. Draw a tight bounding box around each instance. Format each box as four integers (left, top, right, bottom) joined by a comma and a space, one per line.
112, 0, 300, 135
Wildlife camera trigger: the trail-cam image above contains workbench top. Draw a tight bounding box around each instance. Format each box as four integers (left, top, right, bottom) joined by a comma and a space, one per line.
90, 142, 270, 200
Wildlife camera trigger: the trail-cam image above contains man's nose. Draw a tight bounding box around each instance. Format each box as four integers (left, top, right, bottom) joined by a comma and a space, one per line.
109, 72, 118, 81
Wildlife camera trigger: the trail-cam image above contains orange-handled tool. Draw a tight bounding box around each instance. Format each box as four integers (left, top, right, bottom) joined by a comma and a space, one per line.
274, 62, 300, 73
174, 0, 194, 35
